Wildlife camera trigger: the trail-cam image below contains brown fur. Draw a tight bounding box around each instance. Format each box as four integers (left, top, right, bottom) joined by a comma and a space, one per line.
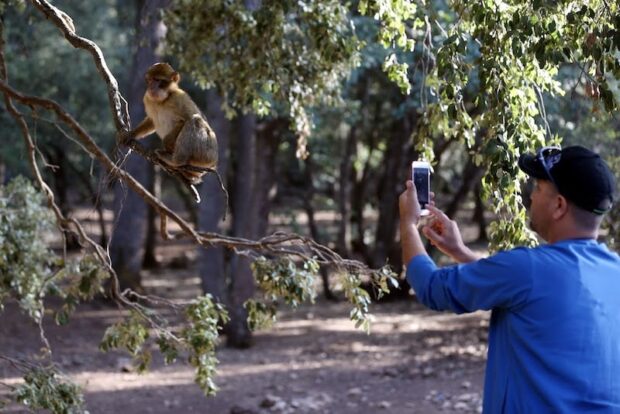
119, 63, 217, 184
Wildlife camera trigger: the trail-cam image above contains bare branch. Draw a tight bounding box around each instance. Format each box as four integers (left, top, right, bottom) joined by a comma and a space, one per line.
29, 0, 130, 131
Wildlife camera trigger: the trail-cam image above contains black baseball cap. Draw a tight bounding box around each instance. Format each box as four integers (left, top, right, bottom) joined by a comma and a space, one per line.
518, 145, 616, 214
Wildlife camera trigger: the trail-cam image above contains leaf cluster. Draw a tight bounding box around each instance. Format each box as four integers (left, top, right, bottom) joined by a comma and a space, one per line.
340, 265, 398, 333
165, 0, 361, 157
0, 176, 57, 321
14, 366, 84, 414
99, 295, 229, 396
421, 0, 620, 249
245, 257, 318, 330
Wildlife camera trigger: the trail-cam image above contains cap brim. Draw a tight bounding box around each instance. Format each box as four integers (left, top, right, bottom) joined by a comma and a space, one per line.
518, 153, 547, 179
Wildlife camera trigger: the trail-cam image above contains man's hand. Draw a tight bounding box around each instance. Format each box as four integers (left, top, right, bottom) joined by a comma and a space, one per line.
399, 180, 422, 226
422, 205, 480, 264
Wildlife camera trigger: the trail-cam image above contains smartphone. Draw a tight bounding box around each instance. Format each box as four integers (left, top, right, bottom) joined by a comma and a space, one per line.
411, 161, 431, 216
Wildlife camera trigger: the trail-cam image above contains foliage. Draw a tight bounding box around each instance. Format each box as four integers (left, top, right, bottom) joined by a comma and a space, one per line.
358, 0, 421, 94
0, 176, 110, 324
165, 0, 362, 158
0, 0, 24, 14
0, 176, 110, 412
0, 176, 58, 321
419, 0, 620, 250
2, 1, 620, 412
100, 295, 229, 396
52, 255, 111, 326
14, 365, 84, 414
0, 0, 134, 177
340, 265, 399, 333
246, 257, 318, 330
99, 310, 152, 371
182, 294, 229, 395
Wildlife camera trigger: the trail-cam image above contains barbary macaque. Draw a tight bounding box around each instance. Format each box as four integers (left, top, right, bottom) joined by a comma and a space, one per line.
119, 63, 217, 184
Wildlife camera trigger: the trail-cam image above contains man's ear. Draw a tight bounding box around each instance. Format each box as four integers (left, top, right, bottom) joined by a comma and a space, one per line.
552, 194, 569, 220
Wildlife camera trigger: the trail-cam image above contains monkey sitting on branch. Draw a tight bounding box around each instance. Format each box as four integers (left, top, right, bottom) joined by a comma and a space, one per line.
119, 62, 219, 190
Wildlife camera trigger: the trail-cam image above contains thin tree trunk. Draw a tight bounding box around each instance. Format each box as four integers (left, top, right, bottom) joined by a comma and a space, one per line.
473, 182, 488, 241
444, 157, 484, 219
227, 114, 257, 348
372, 119, 409, 268
304, 152, 336, 300
337, 127, 356, 257
44, 144, 81, 250
61, 149, 109, 246
110, 0, 168, 292
350, 101, 381, 264
198, 89, 230, 306
142, 166, 160, 268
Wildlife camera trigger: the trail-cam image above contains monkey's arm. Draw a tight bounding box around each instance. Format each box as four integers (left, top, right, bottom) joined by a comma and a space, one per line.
119, 117, 155, 143
162, 120, 185, 153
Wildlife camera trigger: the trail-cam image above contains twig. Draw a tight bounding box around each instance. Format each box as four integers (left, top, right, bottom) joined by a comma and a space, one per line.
30, 0, 225, 203
29, 0, 129, 131
0, 82, 381, 276
1, 2, 390, 355
0, 354, 37, 372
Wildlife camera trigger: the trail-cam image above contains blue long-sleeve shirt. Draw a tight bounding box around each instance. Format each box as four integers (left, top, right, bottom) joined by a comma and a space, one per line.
406, 239, 620, 413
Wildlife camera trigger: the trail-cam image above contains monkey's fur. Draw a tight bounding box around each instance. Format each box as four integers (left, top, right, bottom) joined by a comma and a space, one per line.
120, 63, 217, 184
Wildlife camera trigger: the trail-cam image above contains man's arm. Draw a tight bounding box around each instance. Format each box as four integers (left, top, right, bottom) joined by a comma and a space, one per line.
422, 205, 482, 264
399, 181, 428, 264
399, 180, 479, 265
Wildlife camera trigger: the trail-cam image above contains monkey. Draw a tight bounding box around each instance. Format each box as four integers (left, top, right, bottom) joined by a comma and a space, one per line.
119, 62, 217, 185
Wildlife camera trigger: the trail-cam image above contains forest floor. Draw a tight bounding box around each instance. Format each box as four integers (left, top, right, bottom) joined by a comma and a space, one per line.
1, 209, 491, 414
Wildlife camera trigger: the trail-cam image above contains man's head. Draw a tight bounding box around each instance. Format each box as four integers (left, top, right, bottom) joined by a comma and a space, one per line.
518, 145, 616, 241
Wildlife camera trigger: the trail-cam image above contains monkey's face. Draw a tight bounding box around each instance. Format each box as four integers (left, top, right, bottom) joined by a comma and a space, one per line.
146, 76, 172, 102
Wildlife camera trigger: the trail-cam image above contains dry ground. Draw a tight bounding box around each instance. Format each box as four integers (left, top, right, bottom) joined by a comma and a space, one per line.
1, 267, 489, 414
1, 207, 491, 413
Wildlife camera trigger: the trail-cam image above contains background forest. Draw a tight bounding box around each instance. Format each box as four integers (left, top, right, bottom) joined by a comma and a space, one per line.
0, 0, 619, 413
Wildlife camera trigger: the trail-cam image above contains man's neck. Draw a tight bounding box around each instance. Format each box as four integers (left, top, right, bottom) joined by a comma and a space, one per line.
546, 227, 598, 244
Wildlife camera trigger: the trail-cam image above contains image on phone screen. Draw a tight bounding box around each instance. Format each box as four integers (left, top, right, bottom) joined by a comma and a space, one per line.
413, 168, 430, 207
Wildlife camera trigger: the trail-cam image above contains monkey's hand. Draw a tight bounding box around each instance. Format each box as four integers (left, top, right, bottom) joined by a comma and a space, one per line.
155, 148, 175, 162
117, 130, 134, 145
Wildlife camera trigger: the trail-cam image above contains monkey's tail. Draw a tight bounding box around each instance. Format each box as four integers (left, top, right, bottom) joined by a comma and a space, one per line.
180, 165, 229, 220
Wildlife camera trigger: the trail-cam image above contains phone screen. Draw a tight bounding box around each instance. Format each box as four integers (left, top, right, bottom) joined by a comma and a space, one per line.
413, 167, 430, 207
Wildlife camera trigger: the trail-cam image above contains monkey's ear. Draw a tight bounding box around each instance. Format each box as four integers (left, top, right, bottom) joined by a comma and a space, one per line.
172, 72, 181, 84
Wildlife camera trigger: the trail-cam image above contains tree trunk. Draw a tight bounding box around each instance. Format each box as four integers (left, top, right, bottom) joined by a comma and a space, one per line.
372, 119, 410, 268
198, 89, 230, 305
142, 165, 160, 268
304, 152, 336, 300
226, 114, 258, 348
337, 127, 356, 257
473, 182, 488, 241
110, 0, 168, 292
444, 157, 484, 219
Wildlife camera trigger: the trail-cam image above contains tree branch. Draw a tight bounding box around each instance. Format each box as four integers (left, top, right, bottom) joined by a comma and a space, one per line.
29, 0, 129, 132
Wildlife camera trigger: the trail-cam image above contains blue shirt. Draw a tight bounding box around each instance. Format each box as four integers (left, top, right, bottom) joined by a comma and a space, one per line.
407, 239, 620, 413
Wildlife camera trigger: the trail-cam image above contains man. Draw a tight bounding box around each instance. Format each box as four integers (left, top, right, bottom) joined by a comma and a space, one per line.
399, 145, 620, 413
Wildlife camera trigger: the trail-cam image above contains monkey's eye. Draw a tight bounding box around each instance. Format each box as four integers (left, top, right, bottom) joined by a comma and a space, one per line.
157, 79, 171, 87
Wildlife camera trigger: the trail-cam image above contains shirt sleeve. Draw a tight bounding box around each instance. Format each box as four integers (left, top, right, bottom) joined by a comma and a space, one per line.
406, 248, 533, 313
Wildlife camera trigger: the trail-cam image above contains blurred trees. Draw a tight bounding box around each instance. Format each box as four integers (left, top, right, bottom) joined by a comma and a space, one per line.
2, 0, 619, 340
1, 0, 620, 408
109, 0, 168, 292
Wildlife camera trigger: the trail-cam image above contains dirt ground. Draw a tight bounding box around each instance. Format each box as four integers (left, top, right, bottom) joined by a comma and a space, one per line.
0, 264, 489, 414
1, 207, 491, 414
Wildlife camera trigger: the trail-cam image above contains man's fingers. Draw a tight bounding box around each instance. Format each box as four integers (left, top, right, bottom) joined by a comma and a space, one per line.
422, 225, 444, 244
406, 180, 419, 202
427, 204, 450, 223
429, 192, 436, 206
